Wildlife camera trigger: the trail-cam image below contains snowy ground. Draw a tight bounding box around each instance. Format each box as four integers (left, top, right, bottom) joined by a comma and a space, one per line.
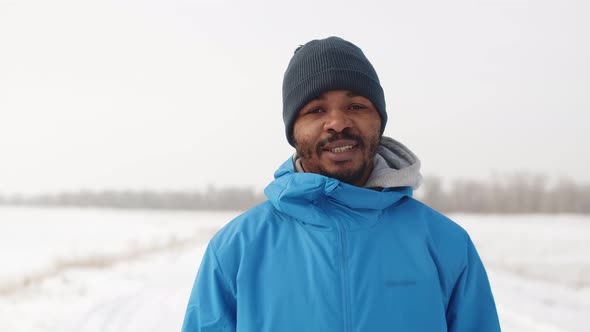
0, 207, 588, 332
457, 214, 590, 332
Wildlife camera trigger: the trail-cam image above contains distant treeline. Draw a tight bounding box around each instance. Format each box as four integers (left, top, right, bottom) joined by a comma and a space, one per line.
0, 187, 265, 211
416, 174, 590, 214
1, 174, 588, 214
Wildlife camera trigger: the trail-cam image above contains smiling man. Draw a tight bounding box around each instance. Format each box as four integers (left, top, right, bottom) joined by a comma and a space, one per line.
182, 37, 501, 332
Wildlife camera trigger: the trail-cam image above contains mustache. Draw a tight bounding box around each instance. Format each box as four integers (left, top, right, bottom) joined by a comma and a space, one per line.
316, 131, 364, 155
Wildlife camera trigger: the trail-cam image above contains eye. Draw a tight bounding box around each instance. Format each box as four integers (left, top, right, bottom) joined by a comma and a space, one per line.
349, 103, 367, 111
305, 107, 324, 115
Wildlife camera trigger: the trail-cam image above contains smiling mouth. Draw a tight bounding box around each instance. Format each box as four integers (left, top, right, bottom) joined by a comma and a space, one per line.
327, 145, 355, 153
316, 132, 363, 157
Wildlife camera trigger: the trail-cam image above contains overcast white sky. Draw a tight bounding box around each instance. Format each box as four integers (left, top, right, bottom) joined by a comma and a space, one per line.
0, 0, 588, 195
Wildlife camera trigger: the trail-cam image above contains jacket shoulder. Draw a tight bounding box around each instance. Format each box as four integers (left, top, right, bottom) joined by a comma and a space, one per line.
402, 197, 470, 242
206, 200, 289, 280
208, 200, 283, 249
398, 198, 475, 280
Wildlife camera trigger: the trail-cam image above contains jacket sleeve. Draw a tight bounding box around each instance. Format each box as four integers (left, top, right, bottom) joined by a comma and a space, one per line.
181, 243, 237, 332
446, 236, 501, 332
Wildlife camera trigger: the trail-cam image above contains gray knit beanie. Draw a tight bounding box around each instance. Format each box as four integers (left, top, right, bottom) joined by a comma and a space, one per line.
282, 36, 387, 146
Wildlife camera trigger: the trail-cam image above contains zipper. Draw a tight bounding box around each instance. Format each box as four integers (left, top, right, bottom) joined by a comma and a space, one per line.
337, 223, 352, 332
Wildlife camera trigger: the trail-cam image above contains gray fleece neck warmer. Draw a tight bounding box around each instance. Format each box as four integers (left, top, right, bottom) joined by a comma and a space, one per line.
293, 136, 422, 190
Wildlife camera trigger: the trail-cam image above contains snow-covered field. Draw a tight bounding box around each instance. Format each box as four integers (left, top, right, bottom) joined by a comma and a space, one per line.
0, 207, 588, 332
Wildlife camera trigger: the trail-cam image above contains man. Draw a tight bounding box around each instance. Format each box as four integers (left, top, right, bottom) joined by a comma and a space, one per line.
182, 37, 501, 331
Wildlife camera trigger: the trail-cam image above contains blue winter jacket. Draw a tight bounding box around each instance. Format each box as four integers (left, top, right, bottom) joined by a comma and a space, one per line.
182, 158, 501, 332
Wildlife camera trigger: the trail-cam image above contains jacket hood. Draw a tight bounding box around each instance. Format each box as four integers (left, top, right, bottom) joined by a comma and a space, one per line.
264, 136, 421, 227
365, 136, 422, 190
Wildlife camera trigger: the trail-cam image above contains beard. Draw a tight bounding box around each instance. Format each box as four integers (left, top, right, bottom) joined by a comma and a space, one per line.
295, 129, 380, 186
320, 157, 370, 186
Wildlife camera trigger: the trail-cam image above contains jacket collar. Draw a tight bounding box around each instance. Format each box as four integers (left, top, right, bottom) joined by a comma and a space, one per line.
264, 158, 412, 230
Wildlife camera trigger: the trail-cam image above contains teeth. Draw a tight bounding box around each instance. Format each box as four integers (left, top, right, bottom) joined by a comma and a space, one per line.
330, 145, 354, 153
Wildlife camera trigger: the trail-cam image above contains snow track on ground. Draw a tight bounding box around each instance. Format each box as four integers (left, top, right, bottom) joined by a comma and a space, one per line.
62, 245, 205, 332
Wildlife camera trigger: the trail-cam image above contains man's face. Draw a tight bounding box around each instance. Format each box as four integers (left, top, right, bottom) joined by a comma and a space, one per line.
293, 90, 381, 187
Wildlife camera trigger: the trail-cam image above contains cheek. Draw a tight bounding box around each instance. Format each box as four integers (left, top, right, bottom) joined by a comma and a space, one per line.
361, 118, 382, 151
292, 126, 309, 149
293, 121, 316, 144
359, 116, 381, 134
366, 118, 382, 139
367, 113, 382, 132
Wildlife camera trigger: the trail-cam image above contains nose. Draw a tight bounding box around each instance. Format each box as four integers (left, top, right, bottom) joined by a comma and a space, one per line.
323, 110, 352, 133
